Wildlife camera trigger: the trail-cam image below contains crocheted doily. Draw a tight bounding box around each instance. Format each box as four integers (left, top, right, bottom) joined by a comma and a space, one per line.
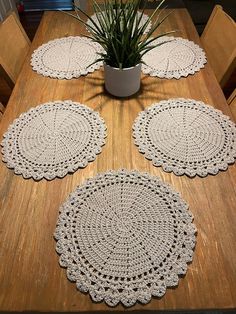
142, 36, 207, 79
31, 36, 104, 79
133, 98, 236, 177
87, 11, 151, 34
54, 169, 196, 307
1, 100, 106, 180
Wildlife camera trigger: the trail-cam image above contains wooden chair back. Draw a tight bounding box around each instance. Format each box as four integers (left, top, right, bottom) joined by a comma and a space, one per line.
201, 5, 236, 88
227, 88, 236, 121
0, 11, 30, 85
0, 102, 5, 122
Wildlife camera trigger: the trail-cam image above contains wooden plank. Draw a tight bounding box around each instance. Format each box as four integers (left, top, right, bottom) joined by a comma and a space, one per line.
0, 11, 30, 84
201, 5, 236, 88
0, 9, 235, 312
0, 64, 14, 89
228, 88, 236, 122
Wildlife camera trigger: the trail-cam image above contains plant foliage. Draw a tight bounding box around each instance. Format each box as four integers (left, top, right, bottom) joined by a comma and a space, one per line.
65, 0, 174, 69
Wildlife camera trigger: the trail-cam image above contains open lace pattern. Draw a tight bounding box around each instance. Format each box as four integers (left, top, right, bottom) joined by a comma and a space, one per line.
133, 98, 236, 177
87, 10, 152, 35
31, 36, 104, 79
1, 100, 107, 180
54, 169, 196, 307
142, 36, 207, 79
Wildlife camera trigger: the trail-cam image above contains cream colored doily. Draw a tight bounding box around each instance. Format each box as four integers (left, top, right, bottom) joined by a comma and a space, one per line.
133, 98, 236, 177
142, 36, 207, 79
54, 169, 196, 307
31, 36, 104, 79
1, 100, 107, 180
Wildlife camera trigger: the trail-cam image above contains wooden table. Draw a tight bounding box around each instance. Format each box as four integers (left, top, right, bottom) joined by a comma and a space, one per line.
0, 9, 236, 313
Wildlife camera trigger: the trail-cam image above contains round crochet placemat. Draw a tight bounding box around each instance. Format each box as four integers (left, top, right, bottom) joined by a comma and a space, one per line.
87, 10, 151, 34
31, 36, 104, 79
133, 98, 236, 177
54, 169, 196, 307
1, 100, 107, 180
142, 36, 207, 79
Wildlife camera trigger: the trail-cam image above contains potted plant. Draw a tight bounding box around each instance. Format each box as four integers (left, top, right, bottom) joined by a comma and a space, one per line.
65, 0, 173, 97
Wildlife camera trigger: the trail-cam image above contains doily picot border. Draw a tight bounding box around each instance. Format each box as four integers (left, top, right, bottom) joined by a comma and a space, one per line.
132, 98, 236, 177
30, 36, 105, 79
142, 36, 207, 79
54, 169, 197, 307
1, 100, 107, 181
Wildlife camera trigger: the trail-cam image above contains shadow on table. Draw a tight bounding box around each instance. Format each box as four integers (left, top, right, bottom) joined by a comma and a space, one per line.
83, 75, 179, 110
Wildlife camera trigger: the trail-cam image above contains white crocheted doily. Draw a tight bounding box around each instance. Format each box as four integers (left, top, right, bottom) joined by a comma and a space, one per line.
31, 36, 104, 79
133, 98, 236, 177
1, 100, 106, 180
87, 10, 151, 34
142, 36, 207, 79
54, 169, 196, 307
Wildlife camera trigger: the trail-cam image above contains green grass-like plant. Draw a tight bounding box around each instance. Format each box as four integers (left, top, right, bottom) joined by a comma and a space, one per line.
65, 0, 174, 69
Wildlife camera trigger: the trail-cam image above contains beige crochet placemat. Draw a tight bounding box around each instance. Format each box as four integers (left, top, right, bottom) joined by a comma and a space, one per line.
54, 169, 196, 307
1, 100, 106, 180
87, 10, 152, 34
31, 36, 104, 79
133, 98, 236, 177
142, 36, 207, 79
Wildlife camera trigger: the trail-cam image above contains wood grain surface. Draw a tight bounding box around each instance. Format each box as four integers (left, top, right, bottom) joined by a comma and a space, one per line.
201, 5, 236, 89
0, 11, 31, 84
0, 9, 236, 312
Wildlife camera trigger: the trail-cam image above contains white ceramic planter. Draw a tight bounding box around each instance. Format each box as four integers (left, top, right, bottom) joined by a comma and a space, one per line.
104, 63, 141, 97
